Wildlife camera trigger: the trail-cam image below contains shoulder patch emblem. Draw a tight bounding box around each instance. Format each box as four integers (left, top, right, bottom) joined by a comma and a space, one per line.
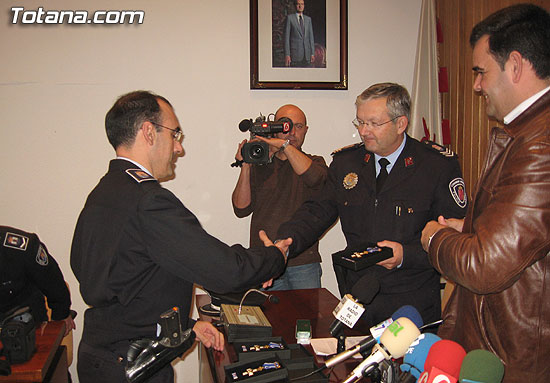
3, 232, 29, 251
343, 172, 358, 190
331, 142, 364, 156
126, 169, 155, 183
449, 178, 467, 208
36, 244, 49, 266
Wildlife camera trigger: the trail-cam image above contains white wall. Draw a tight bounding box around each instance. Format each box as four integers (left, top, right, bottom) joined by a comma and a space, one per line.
0, 0, 422, 381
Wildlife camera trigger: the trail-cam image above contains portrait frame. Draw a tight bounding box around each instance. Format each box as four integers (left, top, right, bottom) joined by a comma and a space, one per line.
250, 0, 348, 90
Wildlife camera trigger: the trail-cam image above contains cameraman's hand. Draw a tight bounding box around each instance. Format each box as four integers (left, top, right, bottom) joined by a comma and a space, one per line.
255, 136, 287, 155
235, 139, 247, 162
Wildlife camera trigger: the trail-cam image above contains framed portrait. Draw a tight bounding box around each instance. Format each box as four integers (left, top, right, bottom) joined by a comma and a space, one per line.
250, 0, 348, 90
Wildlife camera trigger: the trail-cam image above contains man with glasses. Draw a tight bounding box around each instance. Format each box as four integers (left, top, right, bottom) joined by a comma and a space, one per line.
71, 91, 290, 382
277, 83, 466, 326
232, 104, 327, 290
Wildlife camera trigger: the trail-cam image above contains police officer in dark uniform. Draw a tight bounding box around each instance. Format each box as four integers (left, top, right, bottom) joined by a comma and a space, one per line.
277, 83, 467, 326
0, 226, 75, 336
70, 91, 290, 383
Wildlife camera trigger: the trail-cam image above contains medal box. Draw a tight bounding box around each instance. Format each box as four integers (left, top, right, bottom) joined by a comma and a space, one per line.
332, 244, 392, 271
221, 304, 273, 342
234, 337, 291, 362
225, 352, 288, 383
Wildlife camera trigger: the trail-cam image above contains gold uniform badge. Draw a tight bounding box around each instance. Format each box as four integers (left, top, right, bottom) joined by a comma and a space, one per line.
343, 172, 358, 190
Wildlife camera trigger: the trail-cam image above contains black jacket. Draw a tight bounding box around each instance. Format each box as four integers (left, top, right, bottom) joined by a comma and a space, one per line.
0, 226, 71, 322
71, 159, 285, 347
278, 136, 467, 325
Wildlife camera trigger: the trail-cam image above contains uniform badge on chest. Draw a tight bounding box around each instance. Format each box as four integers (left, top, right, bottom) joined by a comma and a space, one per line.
343, 172, 358, 190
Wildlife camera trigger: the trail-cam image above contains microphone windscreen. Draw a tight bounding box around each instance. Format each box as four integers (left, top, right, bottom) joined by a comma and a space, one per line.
379, 317, 421, 359
239, 119, 253, 132
424, 339, 466, 379
459, 349, 504, 383
350, 275, 380, 304
268, 295, 280, 304
401, 333, 441, 378
392, 305, 423, 329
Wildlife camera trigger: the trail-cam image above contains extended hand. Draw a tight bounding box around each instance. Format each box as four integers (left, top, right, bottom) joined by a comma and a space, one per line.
193, 321, 224, 352
63, 315, 76, 337
376, 240, 403, 270
258, 230, 291, 263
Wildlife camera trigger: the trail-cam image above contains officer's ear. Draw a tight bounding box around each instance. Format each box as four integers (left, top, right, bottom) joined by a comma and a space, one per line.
396, 116, 408, 135
141, 122, 156, 146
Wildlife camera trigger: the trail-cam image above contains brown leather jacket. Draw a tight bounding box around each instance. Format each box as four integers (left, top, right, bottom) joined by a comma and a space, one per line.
429, 89, 550, 382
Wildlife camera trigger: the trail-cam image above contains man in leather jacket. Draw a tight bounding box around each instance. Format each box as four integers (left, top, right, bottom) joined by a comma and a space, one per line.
422, 4, 550, 382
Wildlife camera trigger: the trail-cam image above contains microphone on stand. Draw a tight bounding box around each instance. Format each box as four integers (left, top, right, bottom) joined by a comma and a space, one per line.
341, 317, 421, 383
324, 305, 423, 369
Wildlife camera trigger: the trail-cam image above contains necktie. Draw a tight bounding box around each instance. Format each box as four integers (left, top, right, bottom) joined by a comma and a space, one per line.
299, 15, 304, 34
377, 158, 390, 194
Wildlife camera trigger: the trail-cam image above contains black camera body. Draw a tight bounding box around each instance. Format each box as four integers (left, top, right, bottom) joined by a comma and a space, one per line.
238, 115, 293, 165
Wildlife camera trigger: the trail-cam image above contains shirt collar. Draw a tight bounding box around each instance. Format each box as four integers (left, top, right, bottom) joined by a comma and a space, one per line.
504, 86, 550, 125
116, 156, 154, 178
374, 134, 407, 175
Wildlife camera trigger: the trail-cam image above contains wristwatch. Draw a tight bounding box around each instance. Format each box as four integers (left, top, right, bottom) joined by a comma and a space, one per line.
281, 139, 290, 151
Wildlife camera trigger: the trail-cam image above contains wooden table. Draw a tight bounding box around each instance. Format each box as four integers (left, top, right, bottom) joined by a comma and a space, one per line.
197, 288, 371, 383
0, 321, 68, 383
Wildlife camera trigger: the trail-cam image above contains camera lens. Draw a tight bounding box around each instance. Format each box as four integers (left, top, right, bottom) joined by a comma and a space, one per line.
248, 144, 265, 159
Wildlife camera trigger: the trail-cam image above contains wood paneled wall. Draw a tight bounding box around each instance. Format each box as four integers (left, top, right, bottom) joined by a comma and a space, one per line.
436, 0, 550, 196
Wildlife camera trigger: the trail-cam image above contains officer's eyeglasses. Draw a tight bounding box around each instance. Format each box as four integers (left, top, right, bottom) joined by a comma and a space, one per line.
151, 122, 183, 142
352, 116, 402, 130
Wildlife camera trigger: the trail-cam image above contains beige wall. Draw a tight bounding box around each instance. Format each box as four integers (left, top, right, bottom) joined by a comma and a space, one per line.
0, 0, 422, 381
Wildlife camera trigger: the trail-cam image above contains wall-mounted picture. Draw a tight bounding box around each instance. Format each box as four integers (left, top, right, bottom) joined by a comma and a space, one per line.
250, 0, 348, 90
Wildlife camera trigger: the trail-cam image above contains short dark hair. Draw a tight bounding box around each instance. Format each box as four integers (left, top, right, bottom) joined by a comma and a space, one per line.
105, 90, 172, 149
470, 3, 550, 79
356, 82, 411, 122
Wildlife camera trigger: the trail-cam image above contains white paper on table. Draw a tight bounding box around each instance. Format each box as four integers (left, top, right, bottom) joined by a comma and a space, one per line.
310, 336, 366, 358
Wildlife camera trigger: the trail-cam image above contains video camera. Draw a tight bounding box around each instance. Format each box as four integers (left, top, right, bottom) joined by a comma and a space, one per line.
235, 114, 293, 165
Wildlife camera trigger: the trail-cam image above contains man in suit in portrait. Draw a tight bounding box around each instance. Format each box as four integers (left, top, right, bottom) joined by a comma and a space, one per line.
284, 0, 315, 67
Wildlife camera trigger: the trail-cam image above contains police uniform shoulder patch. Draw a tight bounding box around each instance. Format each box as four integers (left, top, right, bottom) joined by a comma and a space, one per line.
126, 169, 155, 183
449, 178, 467, 208
3, 232, 29, 251
331, 142, 364, 156
36, 244, 49, 266
422, 140, 457, 158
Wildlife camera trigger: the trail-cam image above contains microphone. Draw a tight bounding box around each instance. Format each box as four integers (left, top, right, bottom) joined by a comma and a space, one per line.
239, 119, 253, 132
400, 333, 442, 379
417, 339, 466, 383
458, 349, 504, 383
341, 317, 421, 383
329, 278, 380, 338
238, 289, 279, 314
324, 305, 423, 369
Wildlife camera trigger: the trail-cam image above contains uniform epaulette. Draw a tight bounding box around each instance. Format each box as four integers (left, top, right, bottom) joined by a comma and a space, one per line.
126, 169, 156, 183
331, 142, 364, 156
422, 140, 457, 158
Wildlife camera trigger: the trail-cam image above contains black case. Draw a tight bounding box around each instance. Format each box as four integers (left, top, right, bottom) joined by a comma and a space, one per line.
234, 337, 290, 362
225, 352, 288, 383
332, 244, 392, 271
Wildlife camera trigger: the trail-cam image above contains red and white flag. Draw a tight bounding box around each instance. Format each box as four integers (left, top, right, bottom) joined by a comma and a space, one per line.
409, 0, 443, 144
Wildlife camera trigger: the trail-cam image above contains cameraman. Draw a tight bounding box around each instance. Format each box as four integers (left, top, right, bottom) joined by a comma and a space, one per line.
232, 105, 328, 290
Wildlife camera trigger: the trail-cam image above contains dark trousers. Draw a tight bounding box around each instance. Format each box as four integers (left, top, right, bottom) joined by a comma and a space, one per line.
77, 341, 174, 383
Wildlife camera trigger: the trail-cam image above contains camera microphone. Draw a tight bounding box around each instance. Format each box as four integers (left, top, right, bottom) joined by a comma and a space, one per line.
239, 119, 253, 132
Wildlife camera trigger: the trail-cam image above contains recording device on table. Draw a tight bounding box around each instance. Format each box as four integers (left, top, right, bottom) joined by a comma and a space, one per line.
125, 306, 196, 383
231, 113, 293, 166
